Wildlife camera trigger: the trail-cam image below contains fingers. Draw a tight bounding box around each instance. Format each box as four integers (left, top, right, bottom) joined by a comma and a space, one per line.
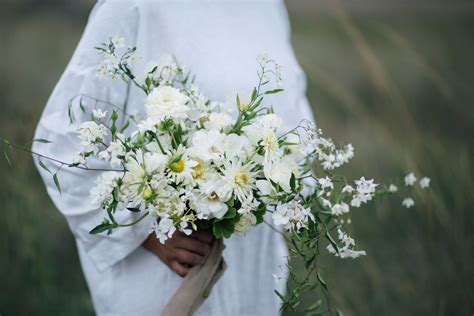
191, 230, 215, 244
170, 261, 190, 278
174, 236, 211, 256
173, 249, 204, 266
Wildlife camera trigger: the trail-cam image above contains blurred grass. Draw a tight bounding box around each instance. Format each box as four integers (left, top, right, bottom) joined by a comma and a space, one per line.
1, 1, 473, 315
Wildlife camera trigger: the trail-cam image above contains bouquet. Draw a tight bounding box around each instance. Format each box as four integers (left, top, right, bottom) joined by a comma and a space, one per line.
5, 36, 431, 315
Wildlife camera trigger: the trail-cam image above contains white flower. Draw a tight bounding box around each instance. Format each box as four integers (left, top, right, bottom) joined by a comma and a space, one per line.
256, 179, 276, 196
204, 112, 234, 131
342, 185, 354, 193
72, 152, 86, 165
78, 121, 107, 154
106, 139, 126, 168
327, 228, 366, 259
145, 86, 189, 122
402, 197, 415, 208
191, 193, 228, 220
331, 202, 350, 216
350, 196, 362, 208
92, 109, 107, 120
237, 196, 259, 215
234, 213, 257, 235
264, 160, 294, 193
151, 217, 177, 244
350, 177, 378, 207
166, 145, 198, 185
404, 172, 417, 186
318, 177, 334, 191
189, 129, 226, 162
355, 177, 377, 195
220, 160, 257, 203
420, 177, 431, 189
272, 201, 314, 232
272, 206, 290, 227
255, 179, 277, 204
90, 172, 120, 209
388, 184, 398, 193
257, 53, 270, 64
122, 150, 167, 206
179, 221, 192, 235
111, 35, 125, 49
222, 133, 252, 161
242, 114, 283, 162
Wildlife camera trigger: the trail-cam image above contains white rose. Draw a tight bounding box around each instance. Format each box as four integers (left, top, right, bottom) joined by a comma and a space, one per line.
234, 213, 257, 235
204, 112, 234, 132
145, 86, 189, 122
264, 160, 293, 193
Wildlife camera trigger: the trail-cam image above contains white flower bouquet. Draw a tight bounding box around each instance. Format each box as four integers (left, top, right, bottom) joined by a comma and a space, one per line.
3, 36, 430, 314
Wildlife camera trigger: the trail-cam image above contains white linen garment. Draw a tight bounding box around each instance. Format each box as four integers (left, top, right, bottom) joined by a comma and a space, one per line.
33, 0, 315, 315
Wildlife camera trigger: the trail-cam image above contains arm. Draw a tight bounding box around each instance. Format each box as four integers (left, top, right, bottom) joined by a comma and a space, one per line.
32, 0, 151, 272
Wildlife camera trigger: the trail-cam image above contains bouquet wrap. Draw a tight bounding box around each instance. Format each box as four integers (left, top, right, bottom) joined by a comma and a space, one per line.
161, 239, 226, 316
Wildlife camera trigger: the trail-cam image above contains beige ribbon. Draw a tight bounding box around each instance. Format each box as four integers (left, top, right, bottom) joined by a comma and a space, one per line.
161, 239, 227, 316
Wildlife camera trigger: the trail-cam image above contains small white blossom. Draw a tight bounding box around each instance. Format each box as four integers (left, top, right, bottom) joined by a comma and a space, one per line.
151, 217, 177, 244
342, 185, 354, 193
420, 177, 431, 189
402, 197, 415, 208
238, 196, 259, 215
92, 109, 107, 120
331, 202, 350, 216
388, 184, 398, 193
90, 172, 120, 209
404, 172, 417, 186
318, 177, 334, 191
179, 221, 192, 235
111, 35, 126, 49
272, 201, 314, 232
327, 228, 366, 259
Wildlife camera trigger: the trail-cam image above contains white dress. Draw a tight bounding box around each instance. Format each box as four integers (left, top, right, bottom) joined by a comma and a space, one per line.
33, 0, 314, 315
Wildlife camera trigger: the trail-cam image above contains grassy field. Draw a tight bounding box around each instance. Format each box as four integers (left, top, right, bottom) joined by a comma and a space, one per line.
1, 1, 473, 315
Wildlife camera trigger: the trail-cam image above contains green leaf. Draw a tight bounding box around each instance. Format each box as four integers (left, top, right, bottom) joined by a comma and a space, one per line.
38, 159, 51, 174
274, 289, 285, 302
89, 222, 114, 234
120, 120, 130, 133
264, 88, 284, 95
53, 173, 61, 194
33, 138, 52, 144
79, 98, 86, 113
290, 173, 296, 191
3, 144, 12, 166
325, 231, 339, 254
68, 102, 76, 124
126, 207, 141, 213
306, 299, 322, 312
251, 87, 258, 101
223, 207, 236, 219
212, 219, 235, 239
317, 272, 328, 291
254, 203, 267, 224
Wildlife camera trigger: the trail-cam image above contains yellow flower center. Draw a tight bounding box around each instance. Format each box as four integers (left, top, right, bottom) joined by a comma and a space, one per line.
234, 170, 250, 187
170, 159, 185, 173
192, 162, 205, 179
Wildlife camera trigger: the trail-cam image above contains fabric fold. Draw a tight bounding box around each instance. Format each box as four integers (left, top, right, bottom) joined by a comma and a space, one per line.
161, 239, 227, 316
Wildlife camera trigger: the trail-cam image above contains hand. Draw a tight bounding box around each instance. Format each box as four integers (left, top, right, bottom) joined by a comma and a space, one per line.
143, 229, 215, 277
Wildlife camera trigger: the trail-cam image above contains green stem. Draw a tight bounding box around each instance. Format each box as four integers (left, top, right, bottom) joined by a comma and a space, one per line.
116, 211, 150, 227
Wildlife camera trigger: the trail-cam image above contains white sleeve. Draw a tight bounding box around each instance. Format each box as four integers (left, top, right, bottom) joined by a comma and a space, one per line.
32, 0, 153, 272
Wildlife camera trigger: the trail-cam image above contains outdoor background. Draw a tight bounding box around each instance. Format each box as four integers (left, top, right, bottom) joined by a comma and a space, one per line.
1, 0, 473, 315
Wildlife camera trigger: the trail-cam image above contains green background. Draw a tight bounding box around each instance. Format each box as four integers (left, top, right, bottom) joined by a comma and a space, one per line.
1, 0, 473, 315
